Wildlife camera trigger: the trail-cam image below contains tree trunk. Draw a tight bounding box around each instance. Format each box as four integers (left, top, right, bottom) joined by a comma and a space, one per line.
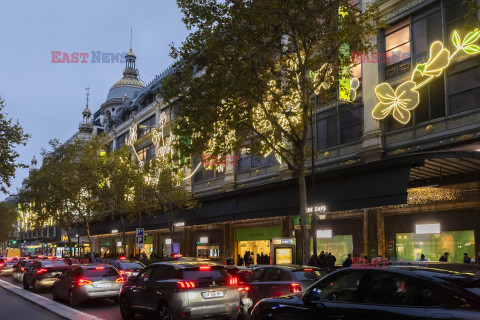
84, 218, 94, 260
120, 214, 127, 255
297, 164, 310, 265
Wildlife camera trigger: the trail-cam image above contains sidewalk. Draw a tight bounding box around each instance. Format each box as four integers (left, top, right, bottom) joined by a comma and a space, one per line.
0, 279, 105, 320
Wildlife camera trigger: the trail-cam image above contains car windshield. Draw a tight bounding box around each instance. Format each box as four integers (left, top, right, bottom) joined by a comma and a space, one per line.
182, 268, 229, 280
41, 260, 67, 268
292, 269, 324, 281
81, 267, 119, 278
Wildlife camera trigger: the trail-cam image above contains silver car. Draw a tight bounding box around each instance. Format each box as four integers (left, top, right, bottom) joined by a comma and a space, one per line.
53, 264, 123, 306
12, 260, 33, 283
119, 261, 240, 320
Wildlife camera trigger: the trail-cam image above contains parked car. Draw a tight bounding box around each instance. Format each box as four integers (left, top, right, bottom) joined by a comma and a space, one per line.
23, 259, 68, 292
53, 264, 124, 306
251, 265, 480, 320
110, 259, 145, 279
0, 257, 20, 276
12, 260, 33, 283
245, 265, 327, 305
119, 261, 240, 320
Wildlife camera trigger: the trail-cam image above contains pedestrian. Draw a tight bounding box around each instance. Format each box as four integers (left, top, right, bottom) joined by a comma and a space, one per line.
343, 254, 352, 267
419, 254, 427, 261
309, 254, 318, 267
464, 253, 471, 264
439, 252, 449, 262
237, 254, 244, 266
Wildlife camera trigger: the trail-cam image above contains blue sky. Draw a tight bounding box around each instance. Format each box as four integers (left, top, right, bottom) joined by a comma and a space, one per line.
0, 0, 189, 199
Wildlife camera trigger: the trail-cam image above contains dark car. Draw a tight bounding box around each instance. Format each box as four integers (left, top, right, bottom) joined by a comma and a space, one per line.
23, 259, 68, 292
53, 264, 124, 306
251, 265, 480, 320
246, 265, 327, 304
119, 261, 240, 320
0, 257, 20, 276
110, 259, 145, 279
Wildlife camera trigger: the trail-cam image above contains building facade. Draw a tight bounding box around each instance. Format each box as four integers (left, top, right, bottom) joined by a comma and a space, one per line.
12, 0, 480, 265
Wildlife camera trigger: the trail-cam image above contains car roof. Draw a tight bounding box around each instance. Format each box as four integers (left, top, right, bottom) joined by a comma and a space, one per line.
149, 261, 222, 269
253, 265, 323, 271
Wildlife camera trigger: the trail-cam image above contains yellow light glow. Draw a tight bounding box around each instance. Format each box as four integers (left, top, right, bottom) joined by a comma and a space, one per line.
374, 29, 480, 125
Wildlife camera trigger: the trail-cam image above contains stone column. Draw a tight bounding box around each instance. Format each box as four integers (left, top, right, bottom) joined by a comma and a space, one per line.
377, 211, 385, 257
359, 0, 383, 163
363, 209, 379, 259
223, 154, 236, 191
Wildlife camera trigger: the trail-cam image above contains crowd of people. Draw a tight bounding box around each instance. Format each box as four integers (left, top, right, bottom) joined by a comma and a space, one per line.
237, 251, 270, 266
308, 251, 337, 270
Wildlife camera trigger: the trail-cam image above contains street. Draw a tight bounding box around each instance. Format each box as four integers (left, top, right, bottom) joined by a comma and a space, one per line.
0, 286, 62, 320
0, 276, 125, 320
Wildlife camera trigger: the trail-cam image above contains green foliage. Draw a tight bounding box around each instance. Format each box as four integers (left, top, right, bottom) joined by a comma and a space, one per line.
159, 0, 380, 263
0, 202, 18, 243
0, 97, 29, 194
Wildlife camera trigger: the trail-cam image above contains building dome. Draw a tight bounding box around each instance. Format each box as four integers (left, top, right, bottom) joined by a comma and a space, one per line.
106, 49, 145, 101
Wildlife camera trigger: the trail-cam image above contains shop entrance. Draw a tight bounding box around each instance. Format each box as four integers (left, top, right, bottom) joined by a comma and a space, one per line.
197, 245, 220, 258
311, 235, 353, 265
235, 226, 281, 266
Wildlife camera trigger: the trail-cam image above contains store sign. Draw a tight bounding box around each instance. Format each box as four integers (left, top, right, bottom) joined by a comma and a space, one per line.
199, 237, 209, 244
61, 235, 68, 242
235, 226, 281, 242
165, 238, 172, 245
136, 228, 144, 249
317, 229, 333, 239
174, 222, 185, 227
415, 223, 440, 235
272, 238, 295, 245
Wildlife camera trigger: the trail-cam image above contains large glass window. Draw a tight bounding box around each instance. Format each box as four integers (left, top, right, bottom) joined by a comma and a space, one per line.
137, 115, 156, 138
395, 230, 475, 263
237, 153, 278, 172
317, 105, 363, 150
385, 20, 411, 79
448, 66, 480, 115
445, 0, 470, 39
116, 131, 129, 149
137, 144, 155, 162
192, 157, 224, 184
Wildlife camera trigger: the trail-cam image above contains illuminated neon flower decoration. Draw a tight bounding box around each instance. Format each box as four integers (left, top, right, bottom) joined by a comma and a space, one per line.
373, 29, 480, 124
372, 81, 419, 125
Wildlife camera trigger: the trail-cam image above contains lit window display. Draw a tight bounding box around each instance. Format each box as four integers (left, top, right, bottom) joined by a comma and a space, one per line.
311, 235, 353, 265
395, 230, 475, 263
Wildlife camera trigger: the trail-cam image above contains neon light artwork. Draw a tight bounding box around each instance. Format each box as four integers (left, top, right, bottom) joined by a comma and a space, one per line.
373, 29, 480, 124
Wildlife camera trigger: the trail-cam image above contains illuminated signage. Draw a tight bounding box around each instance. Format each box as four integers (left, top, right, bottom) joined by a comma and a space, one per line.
316, 229, 333, 239
111, 229, 118, 234
373, 29, 480, 124
415, 223, 440, 235
199, 237, 209, 244
61, 235, 68, 242
165, 238, 172, 245
174, 222, 185, 227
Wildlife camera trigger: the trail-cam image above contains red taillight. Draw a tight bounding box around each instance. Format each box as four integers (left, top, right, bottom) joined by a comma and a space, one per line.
228, 277, 238, 286
290, 283, 301, 293
0, 263, 4, 268
37, 268, 48, 274
238, 285, 250, 292
177, 281, 196, 289
116, 277, 125, 283
95, 267, 105, 270
304, 269, 313, 271
77, 278, 92, 286
21, 267, 25, 271
199, 266, 211, 271
119, 270, 132, 276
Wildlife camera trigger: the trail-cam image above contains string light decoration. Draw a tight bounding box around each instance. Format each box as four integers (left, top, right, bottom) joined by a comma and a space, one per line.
373, 29, 480, 124
407, 187, 461, 205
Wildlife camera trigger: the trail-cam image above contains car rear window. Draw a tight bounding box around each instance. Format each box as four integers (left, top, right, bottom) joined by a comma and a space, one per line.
120, 262, 144, 269
81, 267, 119, 278
182, 267, 229, 280
292, 269, 324, 281
41, 260, 68, 268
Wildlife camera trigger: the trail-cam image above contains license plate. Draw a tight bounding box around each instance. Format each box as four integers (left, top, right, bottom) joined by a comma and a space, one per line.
95, 283, 109, 288
202, 291, 225, 299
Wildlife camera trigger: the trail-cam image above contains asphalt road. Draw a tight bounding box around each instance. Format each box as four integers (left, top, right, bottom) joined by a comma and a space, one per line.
0, 286, 63, 320
1, 275, 126, 320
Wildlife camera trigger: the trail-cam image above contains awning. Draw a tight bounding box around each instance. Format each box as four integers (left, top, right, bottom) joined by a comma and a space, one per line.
23, 240, 42, 247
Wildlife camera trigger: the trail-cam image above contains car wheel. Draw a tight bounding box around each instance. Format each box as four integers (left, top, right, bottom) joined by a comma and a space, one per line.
69, 290, 80, 307
23, 277, 29, 290
52, 286, 58, 301
158, 304, 174, 320
32, 279, 39, 292
120, 296, 135, 320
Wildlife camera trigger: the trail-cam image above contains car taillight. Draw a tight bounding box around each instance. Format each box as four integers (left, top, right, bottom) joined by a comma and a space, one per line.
37, 268, 48, 274
119, 270, 132, 276
199, 266, 211, 271
304, 269, 313, 271
228, 277, 238, 286
238, 285, 250, 292
116, 277, 125, 283
0, 263, 3, 268
290, 283, 301, 293
177, 281, 196, 289
95, 266, 105, 270
21, 267, 25, 271
77, 278, 92, 286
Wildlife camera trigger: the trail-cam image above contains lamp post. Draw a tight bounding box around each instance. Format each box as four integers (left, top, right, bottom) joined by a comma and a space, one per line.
311, 96, 318, 259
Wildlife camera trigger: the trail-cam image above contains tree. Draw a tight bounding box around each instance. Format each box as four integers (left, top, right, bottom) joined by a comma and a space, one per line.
160, 0, 380, 263
0, 97, 29, 194
95, 147, 143, 255
0, 202, 18, 244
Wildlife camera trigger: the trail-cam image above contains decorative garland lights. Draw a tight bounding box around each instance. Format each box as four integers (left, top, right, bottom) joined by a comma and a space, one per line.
373, 29, 480, 124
